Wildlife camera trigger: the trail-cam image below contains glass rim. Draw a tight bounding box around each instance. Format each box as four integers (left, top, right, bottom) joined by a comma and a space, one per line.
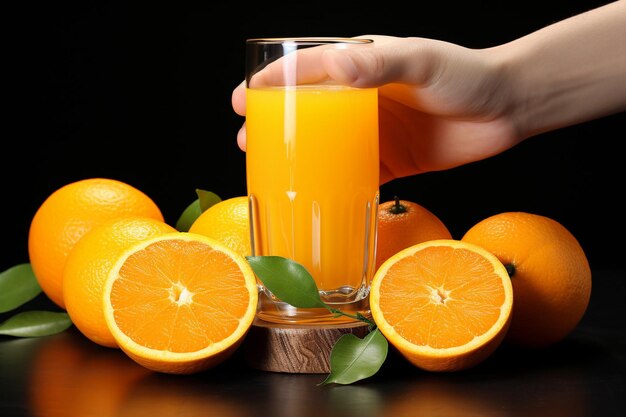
246, 37, 373, 45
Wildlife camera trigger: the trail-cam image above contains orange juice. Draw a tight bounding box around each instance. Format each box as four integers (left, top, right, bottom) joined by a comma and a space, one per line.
246, 85, 379, 324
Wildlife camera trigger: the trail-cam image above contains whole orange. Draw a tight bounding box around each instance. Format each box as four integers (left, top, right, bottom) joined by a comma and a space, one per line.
375, 197, 452, 271
189, 196, 250, 258
63, 216, 176, 347
461, 211, 592, 348
28, 178, 164, 309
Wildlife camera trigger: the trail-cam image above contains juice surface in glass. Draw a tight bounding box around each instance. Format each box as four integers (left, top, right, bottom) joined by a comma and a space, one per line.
246, 84, 379, 324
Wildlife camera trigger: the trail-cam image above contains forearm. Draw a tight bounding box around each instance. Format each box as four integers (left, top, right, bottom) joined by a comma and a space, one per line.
497, 0, 626, 139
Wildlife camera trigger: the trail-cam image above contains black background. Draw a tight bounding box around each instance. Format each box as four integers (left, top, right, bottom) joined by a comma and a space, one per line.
4, 0, 624, 273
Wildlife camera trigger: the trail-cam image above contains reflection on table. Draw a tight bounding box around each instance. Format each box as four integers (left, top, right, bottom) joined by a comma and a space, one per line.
1, 269, 624, 417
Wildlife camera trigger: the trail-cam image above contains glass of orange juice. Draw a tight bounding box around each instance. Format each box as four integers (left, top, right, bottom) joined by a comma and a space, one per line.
245, 38, 379, 325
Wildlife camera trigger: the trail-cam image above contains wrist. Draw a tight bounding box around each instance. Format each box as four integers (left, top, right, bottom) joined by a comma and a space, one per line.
489, 1, 626, 141
480, 43, 531, 144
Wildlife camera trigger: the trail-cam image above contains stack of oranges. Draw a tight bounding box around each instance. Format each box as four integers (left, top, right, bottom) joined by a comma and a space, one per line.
24, 178, 592, 375
371, 197, 591, 371
27, 178, 258, 374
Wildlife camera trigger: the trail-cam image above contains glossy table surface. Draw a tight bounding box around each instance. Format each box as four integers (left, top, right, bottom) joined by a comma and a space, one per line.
1, 269, 624, 417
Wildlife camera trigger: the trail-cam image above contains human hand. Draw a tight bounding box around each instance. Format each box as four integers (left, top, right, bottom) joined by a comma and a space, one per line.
232, 35, 522, 184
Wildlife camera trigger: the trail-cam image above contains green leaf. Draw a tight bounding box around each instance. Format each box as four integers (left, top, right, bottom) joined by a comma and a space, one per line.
174, 189, 222, 231
196, 189, 222, 212
319, 328, 388, 386
246, 256, 326, 309
175, 199, 202, 232
0, 311, 72, 337
0, 263, 41, 313
245, 255, 388, 385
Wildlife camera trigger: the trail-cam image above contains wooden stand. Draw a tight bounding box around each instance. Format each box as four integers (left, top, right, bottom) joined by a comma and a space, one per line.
242, 318, 370, 374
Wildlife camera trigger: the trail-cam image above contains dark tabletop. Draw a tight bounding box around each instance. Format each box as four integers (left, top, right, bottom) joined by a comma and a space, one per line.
1, 268, 625, 417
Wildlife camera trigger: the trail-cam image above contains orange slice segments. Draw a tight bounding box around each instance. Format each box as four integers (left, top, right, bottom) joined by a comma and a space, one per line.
370, 239, 513, 372
102, 232, 258, 374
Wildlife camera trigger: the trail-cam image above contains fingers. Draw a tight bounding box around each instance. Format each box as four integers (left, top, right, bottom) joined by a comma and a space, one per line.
237, 122, 247, 151
322, 37, 443, 88
231, 80, 246, 116
247, 42, 345, 88
232, 35, 448, 157
245, 36, 445, 90
232, 81, 247, 151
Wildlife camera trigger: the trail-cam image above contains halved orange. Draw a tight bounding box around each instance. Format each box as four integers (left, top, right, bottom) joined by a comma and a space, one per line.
370, 239, 513, 372
102, 232, 258, 374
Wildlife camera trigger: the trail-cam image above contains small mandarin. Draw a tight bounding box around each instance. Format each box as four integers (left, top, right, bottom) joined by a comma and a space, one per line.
376, 197, 452, 271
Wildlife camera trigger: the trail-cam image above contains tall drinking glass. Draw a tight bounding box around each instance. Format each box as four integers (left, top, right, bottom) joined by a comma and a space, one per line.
245, 38, 379, 325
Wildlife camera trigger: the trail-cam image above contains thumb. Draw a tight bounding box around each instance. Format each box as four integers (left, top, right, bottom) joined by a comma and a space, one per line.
321, 37, 440, 88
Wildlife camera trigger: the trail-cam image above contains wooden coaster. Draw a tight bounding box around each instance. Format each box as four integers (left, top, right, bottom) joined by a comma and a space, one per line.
242, 318, 370, 374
